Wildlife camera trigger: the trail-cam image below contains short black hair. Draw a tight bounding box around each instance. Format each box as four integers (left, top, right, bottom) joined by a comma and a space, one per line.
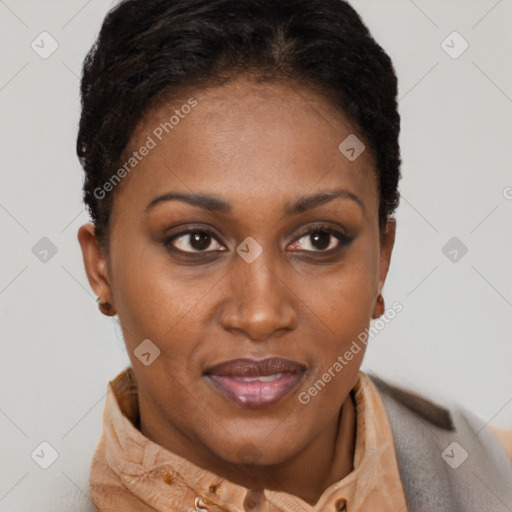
77, 0, 401, 252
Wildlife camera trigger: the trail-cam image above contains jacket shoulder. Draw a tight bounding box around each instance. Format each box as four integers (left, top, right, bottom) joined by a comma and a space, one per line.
368, 373, 512, 512
369, 373, 455, 431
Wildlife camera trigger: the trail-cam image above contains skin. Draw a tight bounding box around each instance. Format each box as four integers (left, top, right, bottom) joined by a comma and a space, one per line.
78, 75, 396, 506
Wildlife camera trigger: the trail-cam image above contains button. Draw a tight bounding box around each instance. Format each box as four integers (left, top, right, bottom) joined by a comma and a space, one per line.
162, 471, 175, 485
194, 496, 208, 511
243, 489, 264, 511
335, 497, 347, 511
209, 482, 220, 494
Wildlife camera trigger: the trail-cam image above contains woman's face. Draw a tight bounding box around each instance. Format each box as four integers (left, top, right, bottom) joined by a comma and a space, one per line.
79, 75, 395, 467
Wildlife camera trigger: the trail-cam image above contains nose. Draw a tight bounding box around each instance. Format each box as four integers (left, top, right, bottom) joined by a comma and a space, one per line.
219, 253, 299, 341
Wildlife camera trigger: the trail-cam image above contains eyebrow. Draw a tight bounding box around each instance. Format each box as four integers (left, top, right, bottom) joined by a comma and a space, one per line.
144, 189, 365, 215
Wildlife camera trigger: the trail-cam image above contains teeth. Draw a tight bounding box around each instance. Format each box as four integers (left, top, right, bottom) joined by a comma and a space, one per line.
236, 373, 283, 383
258, 373, 282, 382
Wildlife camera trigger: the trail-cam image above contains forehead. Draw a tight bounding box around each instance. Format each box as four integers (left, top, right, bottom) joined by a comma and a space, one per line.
110, 76, 378, 222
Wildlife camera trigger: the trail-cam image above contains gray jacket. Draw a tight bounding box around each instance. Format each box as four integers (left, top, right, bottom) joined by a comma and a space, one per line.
371, 375, 512, 511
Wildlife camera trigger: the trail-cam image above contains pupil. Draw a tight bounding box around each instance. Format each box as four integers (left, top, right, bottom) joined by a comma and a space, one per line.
311, 230, 330, 250
191, 231, 210, 250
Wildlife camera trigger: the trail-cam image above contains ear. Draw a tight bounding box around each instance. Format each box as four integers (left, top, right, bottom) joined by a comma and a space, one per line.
77, 222, 116, 316
371, 217, 396, 317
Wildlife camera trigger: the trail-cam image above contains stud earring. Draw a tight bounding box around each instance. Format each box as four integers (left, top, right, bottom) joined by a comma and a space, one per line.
96, 296, 113, 314
372, 294, 385, 319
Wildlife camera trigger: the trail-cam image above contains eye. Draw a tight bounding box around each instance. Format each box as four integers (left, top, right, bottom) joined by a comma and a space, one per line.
288, 227, 352, 253
164, 229, 226, 253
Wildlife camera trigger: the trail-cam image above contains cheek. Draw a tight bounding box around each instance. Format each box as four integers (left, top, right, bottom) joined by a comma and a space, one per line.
294, 245, 377, 386
109, 240, 209, 353
295, 255, 377, 336
300, 351, 364, 412
303, 282, 370, 390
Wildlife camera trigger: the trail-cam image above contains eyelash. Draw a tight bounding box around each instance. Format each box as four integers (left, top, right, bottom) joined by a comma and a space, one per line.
162, 225, 353, 257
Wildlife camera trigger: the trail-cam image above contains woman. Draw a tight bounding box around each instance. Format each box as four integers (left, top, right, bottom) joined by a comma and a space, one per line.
76, 0, 512, 510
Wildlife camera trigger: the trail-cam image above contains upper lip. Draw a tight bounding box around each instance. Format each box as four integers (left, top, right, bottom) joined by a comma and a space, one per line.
204, 357, 306, 378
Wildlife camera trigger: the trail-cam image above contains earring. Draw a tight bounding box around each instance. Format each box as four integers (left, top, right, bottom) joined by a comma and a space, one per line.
96, 296, 113, 314
372, 294, 385, 319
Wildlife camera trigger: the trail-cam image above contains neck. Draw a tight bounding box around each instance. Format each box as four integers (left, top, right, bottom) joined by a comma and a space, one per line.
140, 392, 357, 506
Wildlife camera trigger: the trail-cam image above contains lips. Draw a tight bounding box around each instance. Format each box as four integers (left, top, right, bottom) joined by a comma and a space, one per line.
204, 357, 306, 408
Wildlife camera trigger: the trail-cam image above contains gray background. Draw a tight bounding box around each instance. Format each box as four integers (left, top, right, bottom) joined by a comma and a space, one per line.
1, 0, 511, 510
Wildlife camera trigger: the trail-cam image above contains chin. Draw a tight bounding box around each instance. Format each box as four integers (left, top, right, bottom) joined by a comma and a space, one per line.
206, 432, 303, 467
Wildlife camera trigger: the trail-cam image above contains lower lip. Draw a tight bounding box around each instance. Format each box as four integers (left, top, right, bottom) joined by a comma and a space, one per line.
205, 372, 304, 408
